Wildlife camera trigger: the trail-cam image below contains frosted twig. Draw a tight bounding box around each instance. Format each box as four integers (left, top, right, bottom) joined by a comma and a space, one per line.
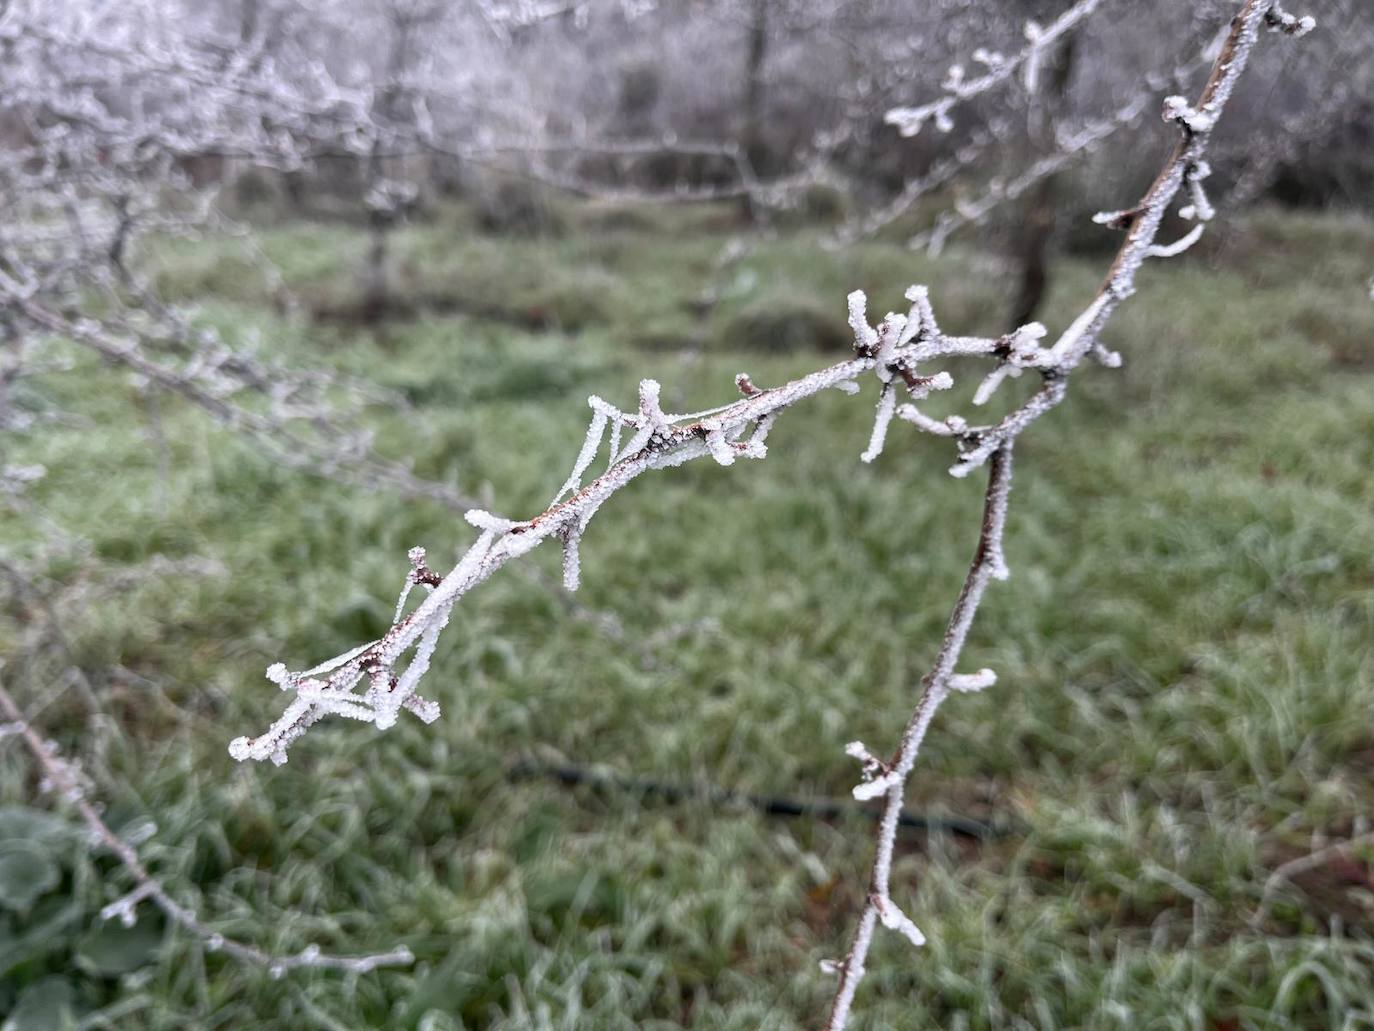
823, 3, 1311, 1025
908, 95, 1153, 254
232, 281, 1049, 764
884, 0, 1105, 136
0, 680, 414, 975
11, 299, 481, 513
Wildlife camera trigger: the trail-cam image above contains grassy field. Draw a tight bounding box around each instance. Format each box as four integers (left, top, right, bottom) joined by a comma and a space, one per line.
2, 200, 1374, 1029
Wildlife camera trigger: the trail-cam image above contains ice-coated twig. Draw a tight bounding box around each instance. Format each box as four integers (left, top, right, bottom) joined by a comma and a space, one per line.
12, 298, 481, 514
859, 383, 897, 464
884, 0, 1105, 136
890, 32, 1217, 257
1264, 5, 1316, 36
0, 680, 413, 975
823, 4, 1312, 1025
233, 277, 1061, 764
1145, 223, 1206, 259
948, 668, 998, 693
226, 362, 953, 756
908, 94, 1154, 254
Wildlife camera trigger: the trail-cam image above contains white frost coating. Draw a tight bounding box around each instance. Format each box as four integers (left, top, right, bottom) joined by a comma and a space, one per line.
903, 285, 940, 343
553, 403, 610, 501
895, 404, 957, 437
860, 384, 898, 464
884, 0, 1105, 137
704, 423, 737, 466
392, 578, 416, 623
846, 291, 878, 353
562, 528, 583, 591
948, 668, 998, 692
1182, 159, 1216, 222
920, 372, 956, 397
875, 896, 926, 947
873, 315, 905, 382
465, 509, 520, 534
972, 364, 1022, 406
1146, 223, 1206, 258
1266, 6, 1316, 36
852, 771, 901, 802
846, 739, 895, 799
1162, 94, 1215, 133
1047, 293, 1110, 365
404, 696, 442, 724
606, 418, 625, 466
1008, 322, 1049, 354
844, 740, 879, 763
305, 639, 383, 681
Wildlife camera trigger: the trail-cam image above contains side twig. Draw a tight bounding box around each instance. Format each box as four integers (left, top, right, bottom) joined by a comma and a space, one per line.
0, 679, 414, 977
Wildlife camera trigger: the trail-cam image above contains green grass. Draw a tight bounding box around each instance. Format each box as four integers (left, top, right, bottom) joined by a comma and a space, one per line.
3, 203, 1374, 1028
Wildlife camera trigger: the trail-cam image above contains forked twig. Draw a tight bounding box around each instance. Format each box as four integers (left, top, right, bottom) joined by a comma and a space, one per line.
824, 2, 1312, 1023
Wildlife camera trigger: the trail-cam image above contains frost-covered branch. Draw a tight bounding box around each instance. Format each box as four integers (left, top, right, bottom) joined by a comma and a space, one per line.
884, 0, 1106, 137
0, 680, 414, 976
908, 97, 1152, 255
0, 0, 491, 516
236, 269, 1136, 762
11, 298, 480, 513
872, 13, 1218, 256
823, 2, 1312, 1024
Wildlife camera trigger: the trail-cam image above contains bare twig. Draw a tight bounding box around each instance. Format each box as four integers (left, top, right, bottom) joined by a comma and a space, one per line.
0, 679, 414, 976
884, 0, 1107, 137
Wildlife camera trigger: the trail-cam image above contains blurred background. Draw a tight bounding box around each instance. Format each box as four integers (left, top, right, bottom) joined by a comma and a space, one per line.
1, 0, 1373, 1027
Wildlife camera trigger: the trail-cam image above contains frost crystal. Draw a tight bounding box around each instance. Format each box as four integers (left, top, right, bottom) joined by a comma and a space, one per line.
875, 895, 926, 947
846, 291, 878, 354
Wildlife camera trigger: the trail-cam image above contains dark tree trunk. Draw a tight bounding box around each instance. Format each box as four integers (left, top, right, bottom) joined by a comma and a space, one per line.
738, 0, 769, 223
238, 0, 259, 43
742, 0, 769, 173
1007, 174, 1057, 330
362, 204, 392, 322
1007, 32, 1078, 330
